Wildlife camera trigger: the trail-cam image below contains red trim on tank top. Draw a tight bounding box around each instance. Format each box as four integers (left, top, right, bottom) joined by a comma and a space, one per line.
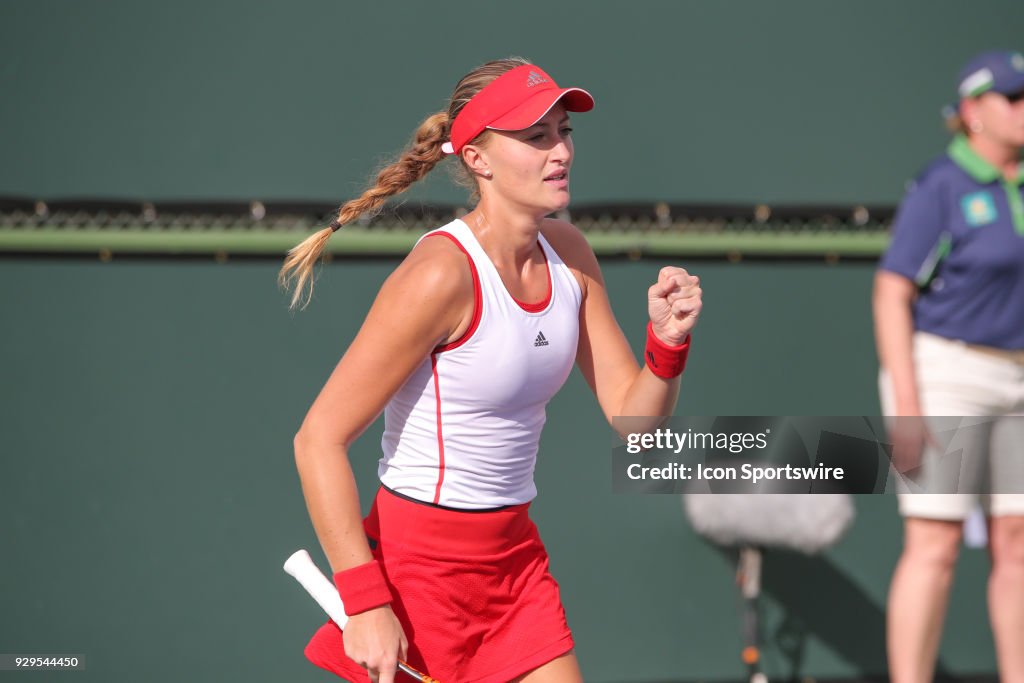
430, 353, 446, 504
510, 241, 551, 313
427, 231, 483, 353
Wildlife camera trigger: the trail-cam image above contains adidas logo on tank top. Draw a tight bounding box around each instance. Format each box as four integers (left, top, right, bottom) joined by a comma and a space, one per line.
534, 332, 549, 347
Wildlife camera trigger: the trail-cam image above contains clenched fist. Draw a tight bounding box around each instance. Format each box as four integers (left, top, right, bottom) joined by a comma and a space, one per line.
648, 266, 702, 345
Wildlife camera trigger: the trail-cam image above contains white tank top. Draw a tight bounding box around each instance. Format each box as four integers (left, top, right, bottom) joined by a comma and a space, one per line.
378, 218, 583, 509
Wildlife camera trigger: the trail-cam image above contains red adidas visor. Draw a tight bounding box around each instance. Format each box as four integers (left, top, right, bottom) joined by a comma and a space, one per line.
442, 64, 595, 156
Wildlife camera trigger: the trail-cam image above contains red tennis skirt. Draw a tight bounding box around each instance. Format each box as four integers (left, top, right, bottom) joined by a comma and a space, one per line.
304, 487, 574, 683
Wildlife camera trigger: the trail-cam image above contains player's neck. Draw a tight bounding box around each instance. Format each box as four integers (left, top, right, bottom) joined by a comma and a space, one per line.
465, 201, 542, 267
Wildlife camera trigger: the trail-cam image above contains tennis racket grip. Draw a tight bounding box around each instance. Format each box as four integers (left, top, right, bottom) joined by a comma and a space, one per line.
283, 549, 350, 629
283, 549, 442, 683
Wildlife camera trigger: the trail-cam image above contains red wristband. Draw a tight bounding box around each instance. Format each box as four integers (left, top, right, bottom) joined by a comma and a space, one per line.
333, 560, 393, 616
645, 321, 690, 379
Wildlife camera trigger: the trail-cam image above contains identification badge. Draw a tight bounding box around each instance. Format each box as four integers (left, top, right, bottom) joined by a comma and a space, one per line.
960, 191, 998, 227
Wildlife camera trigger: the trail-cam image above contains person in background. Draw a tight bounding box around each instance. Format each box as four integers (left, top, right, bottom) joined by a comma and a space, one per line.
874, 50, 1024, 683
280, 58, 702, 683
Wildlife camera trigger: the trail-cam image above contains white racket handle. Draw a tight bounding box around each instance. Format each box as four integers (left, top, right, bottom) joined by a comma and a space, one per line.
284, 549, 349, 629
284, 549, 441, 682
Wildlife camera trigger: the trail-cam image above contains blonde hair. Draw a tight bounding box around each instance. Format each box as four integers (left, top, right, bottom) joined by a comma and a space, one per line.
944, 111, 968, 135
278, 57, 531, 309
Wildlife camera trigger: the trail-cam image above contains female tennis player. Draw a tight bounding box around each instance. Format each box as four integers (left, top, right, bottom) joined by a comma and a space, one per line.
281, 57, 701, 683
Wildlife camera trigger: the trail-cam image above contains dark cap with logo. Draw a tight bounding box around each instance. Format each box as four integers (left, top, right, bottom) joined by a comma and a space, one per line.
957, 50, 1024, 98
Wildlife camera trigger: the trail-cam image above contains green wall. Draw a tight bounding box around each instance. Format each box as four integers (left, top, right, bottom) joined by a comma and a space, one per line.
2, 0, 1023, 205
2, 1, 1014, 678
0, 258, 998, 682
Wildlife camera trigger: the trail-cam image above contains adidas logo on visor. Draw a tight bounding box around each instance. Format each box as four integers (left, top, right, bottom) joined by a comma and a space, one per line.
526, 71, 549, 88
534, 331, 549, 347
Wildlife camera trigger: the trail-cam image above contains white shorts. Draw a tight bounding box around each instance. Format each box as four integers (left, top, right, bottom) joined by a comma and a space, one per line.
879, 332, 1024, 520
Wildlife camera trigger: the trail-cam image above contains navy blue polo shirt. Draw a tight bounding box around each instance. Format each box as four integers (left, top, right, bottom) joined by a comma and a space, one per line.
879, 135, 1024, 349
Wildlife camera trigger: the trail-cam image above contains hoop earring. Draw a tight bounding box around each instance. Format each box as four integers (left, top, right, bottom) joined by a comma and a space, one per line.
969, 120, 984, 133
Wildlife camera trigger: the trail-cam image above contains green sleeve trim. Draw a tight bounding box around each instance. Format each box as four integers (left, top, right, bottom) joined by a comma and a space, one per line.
914, 231, 952, 288
1007, 182, 1024, 236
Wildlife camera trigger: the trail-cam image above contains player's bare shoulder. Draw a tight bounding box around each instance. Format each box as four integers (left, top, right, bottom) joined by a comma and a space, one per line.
394, 232, 475, 299
540, 218, 601, 289
540, 217, 589, 254
376, 232, 476, 341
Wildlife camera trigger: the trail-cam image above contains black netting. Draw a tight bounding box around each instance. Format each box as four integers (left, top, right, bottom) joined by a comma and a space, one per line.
0, 197, 894, 234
